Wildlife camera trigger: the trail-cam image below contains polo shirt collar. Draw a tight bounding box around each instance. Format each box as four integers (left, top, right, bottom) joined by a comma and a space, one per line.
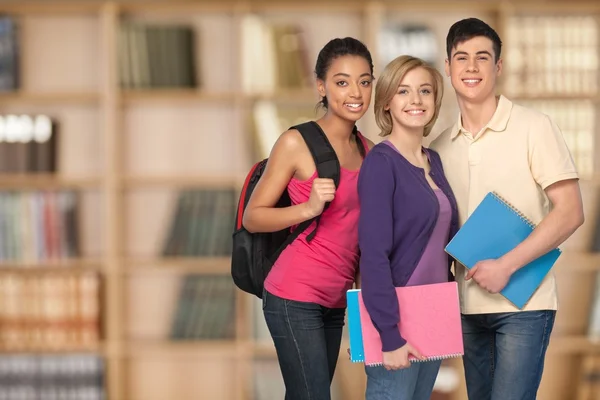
451, 95, 513, 139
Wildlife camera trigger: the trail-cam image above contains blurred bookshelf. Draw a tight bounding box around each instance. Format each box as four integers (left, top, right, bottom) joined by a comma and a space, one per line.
0, 1, 598, 400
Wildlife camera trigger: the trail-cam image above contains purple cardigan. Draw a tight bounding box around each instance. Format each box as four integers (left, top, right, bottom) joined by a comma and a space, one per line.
357, 142, 459, 352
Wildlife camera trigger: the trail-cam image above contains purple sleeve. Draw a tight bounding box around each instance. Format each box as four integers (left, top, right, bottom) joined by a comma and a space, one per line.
358, 152, 406, 352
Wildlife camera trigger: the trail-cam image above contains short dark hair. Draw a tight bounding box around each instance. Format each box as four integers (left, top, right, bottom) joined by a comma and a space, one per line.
446, 18, 502, 62
315, 37, 374, 109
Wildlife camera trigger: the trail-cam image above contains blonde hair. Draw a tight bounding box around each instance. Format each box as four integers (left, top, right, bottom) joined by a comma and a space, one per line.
374, 55, 444, 137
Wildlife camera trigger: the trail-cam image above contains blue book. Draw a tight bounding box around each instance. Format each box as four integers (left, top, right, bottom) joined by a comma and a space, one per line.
347, 289, 365, 363
445, 192, 561, 309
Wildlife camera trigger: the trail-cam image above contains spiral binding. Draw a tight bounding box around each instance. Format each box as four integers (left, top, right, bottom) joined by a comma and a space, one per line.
412, 353, 463, 362
365, 353, 462, 366
491, 191, 536, 229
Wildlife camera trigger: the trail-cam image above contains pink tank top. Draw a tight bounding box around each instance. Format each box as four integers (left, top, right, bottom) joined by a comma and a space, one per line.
264, 133, 369, 308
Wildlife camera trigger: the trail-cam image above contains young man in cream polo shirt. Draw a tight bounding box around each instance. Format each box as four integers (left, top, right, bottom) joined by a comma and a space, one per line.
430, 18, 584, 400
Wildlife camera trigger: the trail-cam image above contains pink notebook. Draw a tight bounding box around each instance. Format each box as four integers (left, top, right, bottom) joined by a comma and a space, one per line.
355, 282, 463, 366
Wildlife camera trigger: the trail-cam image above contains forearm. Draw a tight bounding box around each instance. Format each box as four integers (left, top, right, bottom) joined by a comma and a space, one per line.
360, 217, 403, 350
501, 206, 583, 273
361, 265, 405, 351
243, 202, 314, 233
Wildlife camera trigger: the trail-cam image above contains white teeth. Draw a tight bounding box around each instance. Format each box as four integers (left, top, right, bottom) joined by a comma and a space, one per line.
346, 104, 361, 108
406, 110, 425, 115
463, 79, 481, 83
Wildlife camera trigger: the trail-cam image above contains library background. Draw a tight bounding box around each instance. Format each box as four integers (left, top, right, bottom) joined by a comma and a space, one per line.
0, 0, 598, 399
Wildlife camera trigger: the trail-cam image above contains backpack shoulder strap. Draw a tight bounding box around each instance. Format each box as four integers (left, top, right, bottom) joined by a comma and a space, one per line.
355, 128, 369, 158
280, 121, 341, 243
292, 121, 340, 187
270, 122, 362, 257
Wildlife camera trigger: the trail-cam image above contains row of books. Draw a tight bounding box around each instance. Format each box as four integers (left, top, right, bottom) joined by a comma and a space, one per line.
0, 272, 99, 351
519, 100, 595, 179
0, 355, 104, 400
241, 16, 311, 93
0, 114, 57, 173
170, 275, 235, 340
504, 15, 598, 96
7, 13, 600, 99
0, 191, 79, 264
0, 16, 18, 91
162, 189, 235, 257
118, 22, 196, 89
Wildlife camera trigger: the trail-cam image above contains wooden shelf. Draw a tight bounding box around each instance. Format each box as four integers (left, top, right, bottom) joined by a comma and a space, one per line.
118, 0, 364, 13
247, 1, 364, 12
555, 252, 600, 272
0, 342, 105, 354
0, 91, 99, 105
0, 1, 102, 15
509, 94, 600, 102
118, 1, 237, 14
0, 175, 102, 189
549, 335, 600, 354
247, 89, 319, 103
121, 175, 243, 189
120, 88, 319, 105
0, 258, 103, 273
125, 340, 239, 357
7, 0, 600, 17
124, 257, 230, 274
507, 2, 600, 13
120, 89, 236, 105
386, 1, 501, 12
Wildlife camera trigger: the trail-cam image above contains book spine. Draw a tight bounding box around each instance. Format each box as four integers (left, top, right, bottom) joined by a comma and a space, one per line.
346, 290, 365, 363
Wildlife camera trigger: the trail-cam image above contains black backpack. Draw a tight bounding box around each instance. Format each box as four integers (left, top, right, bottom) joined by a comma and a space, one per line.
231, 121, 365, 298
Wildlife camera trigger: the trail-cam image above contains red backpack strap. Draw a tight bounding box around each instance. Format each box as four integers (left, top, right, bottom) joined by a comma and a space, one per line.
356, 130, 369, 158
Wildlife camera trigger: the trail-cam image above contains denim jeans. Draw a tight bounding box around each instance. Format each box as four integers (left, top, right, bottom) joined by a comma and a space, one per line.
365, 360, 442, 400
262, 289, 345, 400
461, 310, 556, 400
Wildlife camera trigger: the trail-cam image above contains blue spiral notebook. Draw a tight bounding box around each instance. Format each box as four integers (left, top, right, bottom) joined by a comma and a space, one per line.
445, 192, 561, 309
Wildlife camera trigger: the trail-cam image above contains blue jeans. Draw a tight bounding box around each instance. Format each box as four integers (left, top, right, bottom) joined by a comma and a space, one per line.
461, 310, 556, 400
262, 289, 345, 400
365, 360, 442, 400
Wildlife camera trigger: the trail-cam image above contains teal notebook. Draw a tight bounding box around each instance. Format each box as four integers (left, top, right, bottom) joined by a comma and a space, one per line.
445, 192, 561, 309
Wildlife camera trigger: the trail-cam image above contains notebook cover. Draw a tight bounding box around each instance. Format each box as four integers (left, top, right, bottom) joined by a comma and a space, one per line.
347, 282, 463, 366
445, 192, 561, 309
347, 289, 365, 363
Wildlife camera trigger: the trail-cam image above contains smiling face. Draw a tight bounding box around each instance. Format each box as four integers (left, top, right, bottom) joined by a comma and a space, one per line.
445, 36, 502, 104
317, 55, 373, 122
386, 66, 436, 133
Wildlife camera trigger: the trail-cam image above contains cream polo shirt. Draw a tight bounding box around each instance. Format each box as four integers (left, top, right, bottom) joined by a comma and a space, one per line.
430, 95, 579, 314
